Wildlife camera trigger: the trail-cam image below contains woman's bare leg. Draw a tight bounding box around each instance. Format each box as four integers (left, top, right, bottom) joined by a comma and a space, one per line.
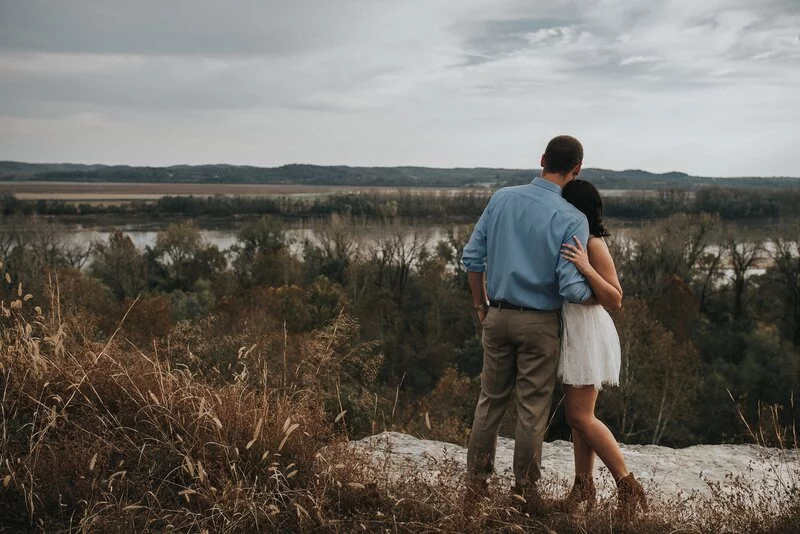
564, 385, 629, 482
572, 428, 595, 478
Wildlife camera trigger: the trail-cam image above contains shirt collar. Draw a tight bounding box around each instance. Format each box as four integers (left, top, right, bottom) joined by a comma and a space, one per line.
531, 177, 563, 194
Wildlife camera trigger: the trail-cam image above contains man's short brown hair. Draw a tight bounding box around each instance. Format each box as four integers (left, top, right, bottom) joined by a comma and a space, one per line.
542, 135, 583, 175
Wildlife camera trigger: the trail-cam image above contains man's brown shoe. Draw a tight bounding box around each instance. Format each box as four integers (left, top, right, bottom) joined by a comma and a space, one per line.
511, 484, 552, 516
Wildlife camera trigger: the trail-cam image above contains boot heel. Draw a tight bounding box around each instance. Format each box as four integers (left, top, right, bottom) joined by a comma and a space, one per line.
615, 473, 646, 521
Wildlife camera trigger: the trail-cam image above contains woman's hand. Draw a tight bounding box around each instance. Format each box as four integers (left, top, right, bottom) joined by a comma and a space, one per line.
561, 236, 593, 275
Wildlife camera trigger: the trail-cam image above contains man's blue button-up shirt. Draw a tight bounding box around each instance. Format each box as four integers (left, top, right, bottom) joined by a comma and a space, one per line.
462, 177, 593, 310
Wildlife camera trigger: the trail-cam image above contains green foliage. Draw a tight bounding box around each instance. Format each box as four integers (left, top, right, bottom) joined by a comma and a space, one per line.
740, 324, 799, 407
90, 230, 148, 299
2, 206, 799, 448
169, 279, 216, 321
149, 222, 227, 292
230, 216, 299, 288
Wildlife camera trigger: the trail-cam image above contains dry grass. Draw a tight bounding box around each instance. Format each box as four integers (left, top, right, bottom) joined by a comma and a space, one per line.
0, 271, 798, 533
0, 275, 335, 532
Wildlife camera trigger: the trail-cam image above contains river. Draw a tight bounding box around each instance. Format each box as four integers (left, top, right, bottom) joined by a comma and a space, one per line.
1, 219, 783, 282
56, 220, 462, 259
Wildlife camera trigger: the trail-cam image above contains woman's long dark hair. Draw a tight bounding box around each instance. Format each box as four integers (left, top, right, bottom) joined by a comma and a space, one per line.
562, 179, 610, 237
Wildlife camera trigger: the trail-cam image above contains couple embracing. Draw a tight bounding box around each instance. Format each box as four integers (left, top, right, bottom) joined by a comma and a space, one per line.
461, 135, 647, 520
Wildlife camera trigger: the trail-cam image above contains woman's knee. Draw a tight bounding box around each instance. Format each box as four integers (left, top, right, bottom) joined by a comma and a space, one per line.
565, 407, 594, 431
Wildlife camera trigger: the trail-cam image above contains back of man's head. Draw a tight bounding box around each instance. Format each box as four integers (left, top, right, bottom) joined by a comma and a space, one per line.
542, 135, 583, 175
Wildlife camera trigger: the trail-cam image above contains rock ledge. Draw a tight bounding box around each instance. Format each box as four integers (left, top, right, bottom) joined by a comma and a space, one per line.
351, 432, 799, 503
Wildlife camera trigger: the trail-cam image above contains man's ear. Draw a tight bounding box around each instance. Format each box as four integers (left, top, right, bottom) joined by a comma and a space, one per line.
540, 154, 546, 169
572, 162, 583, 178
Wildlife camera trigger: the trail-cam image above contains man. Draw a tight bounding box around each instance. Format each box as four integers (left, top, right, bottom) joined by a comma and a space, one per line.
462, 135, 592, 509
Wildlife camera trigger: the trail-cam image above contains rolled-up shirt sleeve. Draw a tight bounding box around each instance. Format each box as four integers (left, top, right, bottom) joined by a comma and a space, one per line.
461, 198, 492, 272
557, 215, 593, 303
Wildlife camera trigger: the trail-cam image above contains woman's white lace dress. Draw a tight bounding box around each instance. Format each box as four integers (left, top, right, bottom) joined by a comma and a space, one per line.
557, 301, 621, 390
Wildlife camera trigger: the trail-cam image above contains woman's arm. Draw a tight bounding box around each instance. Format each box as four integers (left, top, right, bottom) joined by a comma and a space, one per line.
561, 236, 623, 311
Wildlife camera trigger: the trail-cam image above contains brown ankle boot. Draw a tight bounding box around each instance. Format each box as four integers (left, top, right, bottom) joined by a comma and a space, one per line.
554, 474, 596, 513
615, 473, 647, 521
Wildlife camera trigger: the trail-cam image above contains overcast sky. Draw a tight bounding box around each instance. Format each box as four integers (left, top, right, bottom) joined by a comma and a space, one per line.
0, 0, 798, 176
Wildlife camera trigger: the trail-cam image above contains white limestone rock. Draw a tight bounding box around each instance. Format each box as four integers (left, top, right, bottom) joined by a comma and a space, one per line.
350, 432, 799, 505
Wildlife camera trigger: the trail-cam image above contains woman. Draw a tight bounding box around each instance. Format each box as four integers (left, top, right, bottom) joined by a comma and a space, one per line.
557, 179, 647, 520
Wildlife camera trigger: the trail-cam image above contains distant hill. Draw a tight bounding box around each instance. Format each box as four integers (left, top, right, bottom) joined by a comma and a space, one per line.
0, 161, 797, 190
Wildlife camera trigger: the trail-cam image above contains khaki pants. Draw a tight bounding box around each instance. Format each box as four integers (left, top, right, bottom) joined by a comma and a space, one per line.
466, 306, 560, 489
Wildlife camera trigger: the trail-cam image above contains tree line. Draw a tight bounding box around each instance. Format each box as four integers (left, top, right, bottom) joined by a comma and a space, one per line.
2, 160, 799, 188
3, 184, 800, 221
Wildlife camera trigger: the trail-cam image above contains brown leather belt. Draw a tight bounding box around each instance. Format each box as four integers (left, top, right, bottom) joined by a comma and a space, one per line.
489, 300, 547, 312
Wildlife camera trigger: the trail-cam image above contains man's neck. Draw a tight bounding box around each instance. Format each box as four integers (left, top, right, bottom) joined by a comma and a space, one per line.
540, 171, 570, 189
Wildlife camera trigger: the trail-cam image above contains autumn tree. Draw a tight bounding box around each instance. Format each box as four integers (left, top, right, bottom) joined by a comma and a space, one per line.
602, 299, 702, 445
302, 214, 361, 286
151, 222, 226, 291
764, 230, 800, 346
724, 230, 762, 320
90, 230, 148, 300
0, 218, 93, 295
614, 213, 719, 302
231, 215, 297, 288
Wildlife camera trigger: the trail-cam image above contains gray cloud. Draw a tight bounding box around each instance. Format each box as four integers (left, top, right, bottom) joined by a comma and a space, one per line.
0, 0, 356, 56
0, 0, 798, 175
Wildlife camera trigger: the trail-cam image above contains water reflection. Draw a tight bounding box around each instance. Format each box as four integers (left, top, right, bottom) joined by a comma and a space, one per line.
58, 221, 460, 259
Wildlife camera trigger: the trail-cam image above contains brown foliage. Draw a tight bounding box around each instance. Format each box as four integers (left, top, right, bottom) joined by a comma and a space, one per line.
120, 294, 174, 347
607, 298, 702, 445
648, 274, 700, 343
400, 367, 479, 444
0, 281, 334, 532
1, 268, 797, 533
